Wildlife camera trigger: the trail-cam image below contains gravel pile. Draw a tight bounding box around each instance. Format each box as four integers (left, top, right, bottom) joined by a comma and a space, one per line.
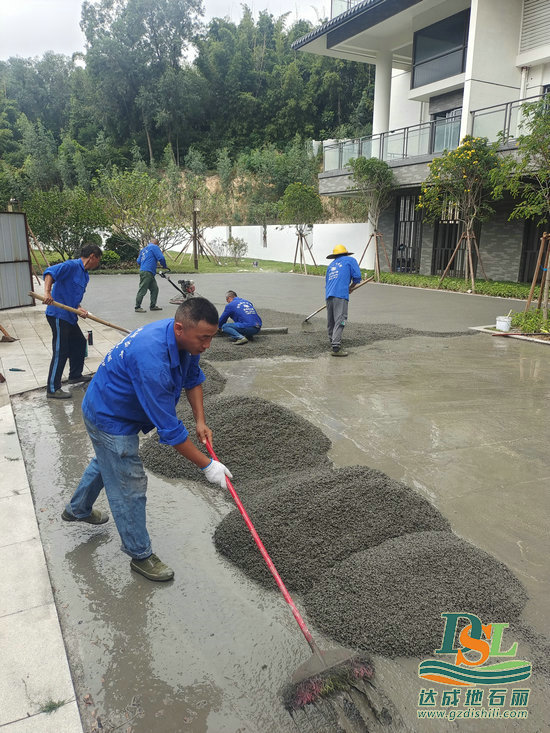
303, 531, 527, 658
206, 308, 472, 362
213, 466, 451, 591
198, 361, 227, 399
141, 395, 332, 487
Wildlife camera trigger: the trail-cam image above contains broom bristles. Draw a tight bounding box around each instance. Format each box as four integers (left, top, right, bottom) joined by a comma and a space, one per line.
282, 655, 374, 712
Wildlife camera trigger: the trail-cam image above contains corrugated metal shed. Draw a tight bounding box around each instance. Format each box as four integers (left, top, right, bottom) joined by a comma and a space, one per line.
0, 212, 34, 310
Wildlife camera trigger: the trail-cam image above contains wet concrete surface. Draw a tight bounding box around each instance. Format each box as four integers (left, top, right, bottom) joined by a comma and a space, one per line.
10, 274, 550, 732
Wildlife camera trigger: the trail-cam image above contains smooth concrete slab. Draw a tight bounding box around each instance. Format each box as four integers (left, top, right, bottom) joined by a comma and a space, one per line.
0, 604, 77, 726
0, 538, 54, 617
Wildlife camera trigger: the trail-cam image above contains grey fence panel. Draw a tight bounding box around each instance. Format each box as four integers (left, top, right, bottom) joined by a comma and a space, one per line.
0, 212, 33, 310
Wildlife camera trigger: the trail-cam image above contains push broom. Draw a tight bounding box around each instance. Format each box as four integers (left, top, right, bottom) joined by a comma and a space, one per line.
204, 440, 397, 728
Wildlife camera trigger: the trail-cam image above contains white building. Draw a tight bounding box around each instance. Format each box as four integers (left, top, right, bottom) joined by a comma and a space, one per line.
292, 0, 550, 282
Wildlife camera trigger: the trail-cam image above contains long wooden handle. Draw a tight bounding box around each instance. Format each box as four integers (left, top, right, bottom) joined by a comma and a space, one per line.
29, 291, 131, 334
204, 440, 321, 656
303, 275, 374, 322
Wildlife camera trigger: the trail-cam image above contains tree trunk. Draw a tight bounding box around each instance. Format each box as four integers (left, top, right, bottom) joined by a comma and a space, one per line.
145, 126, 154, 166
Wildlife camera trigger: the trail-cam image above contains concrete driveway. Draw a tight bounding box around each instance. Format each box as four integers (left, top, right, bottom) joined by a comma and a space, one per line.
5, 273, 549, 732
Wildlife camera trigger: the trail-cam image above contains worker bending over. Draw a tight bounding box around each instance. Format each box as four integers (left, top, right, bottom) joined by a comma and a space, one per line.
218, 290, 262, 345
63, 298, 232, 582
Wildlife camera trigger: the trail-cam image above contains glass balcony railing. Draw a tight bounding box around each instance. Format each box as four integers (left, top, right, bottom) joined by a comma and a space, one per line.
471, 94, 543, 142
322, 93, 545, 172
331, 0, 364, 18
323, 116, 461, 171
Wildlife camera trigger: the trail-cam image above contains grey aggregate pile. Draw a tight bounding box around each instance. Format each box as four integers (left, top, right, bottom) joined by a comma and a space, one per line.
141, 395, 332, 487
303, 531, 528, 658
206, 308, 473, 362
177, 360, 226, 411
213, 466, 451, 592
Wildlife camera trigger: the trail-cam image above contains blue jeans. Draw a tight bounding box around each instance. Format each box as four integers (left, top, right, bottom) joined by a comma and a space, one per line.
221, 323, 261, 340
67, 415, 152, 559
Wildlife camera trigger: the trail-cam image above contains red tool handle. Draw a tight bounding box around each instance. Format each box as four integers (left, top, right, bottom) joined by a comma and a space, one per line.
205, 440, 320, 655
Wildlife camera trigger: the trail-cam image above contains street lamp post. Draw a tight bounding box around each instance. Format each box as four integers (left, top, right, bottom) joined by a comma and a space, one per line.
192, 197, 200, 271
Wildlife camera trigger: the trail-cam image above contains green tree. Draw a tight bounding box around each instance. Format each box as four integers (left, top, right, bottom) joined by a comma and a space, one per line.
347, 156, 396, 278
279, 182, 324, 272
492, 98, 550, 315
81, 0, 203, 161
97, 167, 186, 250
419, 136, 501, 292
24, 187, 107, 259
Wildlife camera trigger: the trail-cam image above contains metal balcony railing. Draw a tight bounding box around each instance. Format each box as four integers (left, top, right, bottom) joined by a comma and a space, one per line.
323, 92, 547, 173
323, 116, 461, 171
331, 0, 364, 18
471, 93, 545, 142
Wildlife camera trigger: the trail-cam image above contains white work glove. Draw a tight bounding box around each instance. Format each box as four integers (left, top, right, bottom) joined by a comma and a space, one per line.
202, 459, 233, 488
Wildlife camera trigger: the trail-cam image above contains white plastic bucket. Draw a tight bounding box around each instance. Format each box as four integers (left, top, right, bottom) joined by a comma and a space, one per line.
496, 316, 512, 332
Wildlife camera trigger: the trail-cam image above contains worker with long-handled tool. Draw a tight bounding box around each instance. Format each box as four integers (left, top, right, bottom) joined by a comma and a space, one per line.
135, 237, 166, 313
42, 243, 102, 399
325, 244, 362, 357
63, 297, 232, 582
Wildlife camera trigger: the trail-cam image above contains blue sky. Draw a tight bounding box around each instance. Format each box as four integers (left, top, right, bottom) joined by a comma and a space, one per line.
0, 0, 328, 60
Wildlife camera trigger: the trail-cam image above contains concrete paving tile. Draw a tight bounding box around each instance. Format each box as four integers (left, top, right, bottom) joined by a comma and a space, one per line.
0, 538, 53, 616
0, 604, 77, 726
0, 701, 82, 732
0, 493, 39, 546
0, 456, 30, 498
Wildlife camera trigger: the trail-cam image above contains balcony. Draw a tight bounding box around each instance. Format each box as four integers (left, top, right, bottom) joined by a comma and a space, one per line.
323, 93, 546, 173
323, 115, 461, 171
471, 94, 544, 142
330, 0, 364, 19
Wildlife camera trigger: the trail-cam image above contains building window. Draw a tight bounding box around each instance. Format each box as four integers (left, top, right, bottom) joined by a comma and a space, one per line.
412, 10, 470, 88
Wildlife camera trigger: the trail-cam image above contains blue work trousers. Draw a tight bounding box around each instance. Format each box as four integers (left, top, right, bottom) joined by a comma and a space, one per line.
67, 415, 152, 559
221, 323, 261, 340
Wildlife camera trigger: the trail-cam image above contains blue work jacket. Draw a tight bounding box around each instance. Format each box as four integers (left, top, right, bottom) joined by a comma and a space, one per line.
325, 256, 362, 300
137, 243, 167, 274
82, 319, 205, 445
43, 258, 90, 325
218, 298, 262, 328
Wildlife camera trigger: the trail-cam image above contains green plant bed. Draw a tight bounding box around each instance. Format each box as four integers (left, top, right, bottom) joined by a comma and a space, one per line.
366, 272, 536, 300
511, 309, 550, 333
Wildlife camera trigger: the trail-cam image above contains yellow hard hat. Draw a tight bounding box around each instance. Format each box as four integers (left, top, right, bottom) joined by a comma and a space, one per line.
327, 244, 354, 259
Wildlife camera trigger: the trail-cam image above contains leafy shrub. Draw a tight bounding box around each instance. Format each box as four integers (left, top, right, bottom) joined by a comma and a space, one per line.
227, 236, 248, 263
104, 233, 140, 262
511, 309, 550, 333
100, 250, 121, 268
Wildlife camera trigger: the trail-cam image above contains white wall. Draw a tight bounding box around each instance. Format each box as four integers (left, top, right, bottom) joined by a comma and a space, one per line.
462, 0, 523, 136
201, 223, 376, 269
389, 69, 425, 129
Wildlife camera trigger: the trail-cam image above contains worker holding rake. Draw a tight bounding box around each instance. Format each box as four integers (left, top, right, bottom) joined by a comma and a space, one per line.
43, 243, 102, 399
325, 244, 362, 357
62, 297, 232, 581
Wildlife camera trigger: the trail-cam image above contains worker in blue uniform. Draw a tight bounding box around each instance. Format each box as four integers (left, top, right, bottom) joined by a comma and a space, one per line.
218, 290, 262, 345
325, 245, 362, 357
62, 297, 232, 582
135, 237, 166, 312
43, 243, 102, 399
